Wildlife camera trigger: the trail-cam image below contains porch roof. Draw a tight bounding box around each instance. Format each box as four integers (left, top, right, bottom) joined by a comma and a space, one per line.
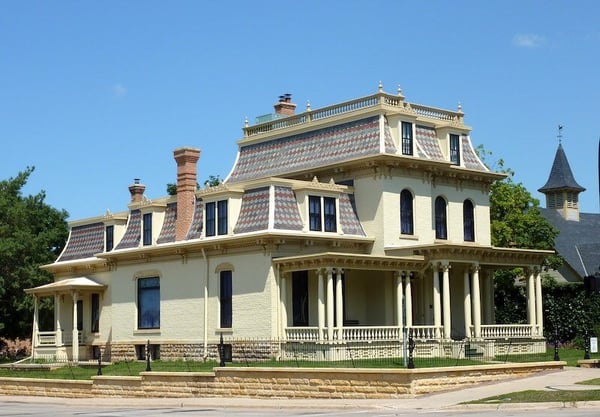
273, 252, 426, 273
25, 277, 107, 296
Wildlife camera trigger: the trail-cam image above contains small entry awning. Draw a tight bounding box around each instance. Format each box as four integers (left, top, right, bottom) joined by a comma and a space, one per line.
25, 277, 106, 296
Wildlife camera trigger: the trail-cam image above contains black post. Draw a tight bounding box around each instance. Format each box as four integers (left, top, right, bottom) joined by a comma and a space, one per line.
407, 331, 415, 369
97, 350, 102, 376
219, 333, 225, 367
584, 329, 591, 360
145, 339, 152, 371
553, 329, 560, 361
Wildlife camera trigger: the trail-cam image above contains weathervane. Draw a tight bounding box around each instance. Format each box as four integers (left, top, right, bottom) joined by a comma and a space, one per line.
558, 124, 564, 144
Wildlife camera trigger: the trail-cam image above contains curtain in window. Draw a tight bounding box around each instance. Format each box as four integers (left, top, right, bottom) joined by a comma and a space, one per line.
435, 196, 447, 240
309, 196, 322, 231
324, 197, 337, 232
401, 122, 413, 156
400, 189, 414, 235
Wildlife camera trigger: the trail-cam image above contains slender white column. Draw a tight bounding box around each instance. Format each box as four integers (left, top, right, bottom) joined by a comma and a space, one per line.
472, 265, 482, 339
55, 294, 62, 346
335, 269, 344, 340
280, 274, 287, 339
32, 296, 39, 349
442, 263, 451, 340
535, 270, 544, 337
433, 267, 441, 338
326, 267, 334, 341
71, 292, 79, 363
317, 269, 325, 341
405, 273, 413, 327
527, 269, 536, 331
463, 271, 472, 338
395, 271, 404, 329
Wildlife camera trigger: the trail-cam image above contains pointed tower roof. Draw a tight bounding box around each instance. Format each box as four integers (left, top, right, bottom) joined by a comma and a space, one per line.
538, 143, 586, 193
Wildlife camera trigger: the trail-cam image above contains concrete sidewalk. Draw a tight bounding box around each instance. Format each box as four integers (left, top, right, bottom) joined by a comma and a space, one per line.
2, 366, 600, 411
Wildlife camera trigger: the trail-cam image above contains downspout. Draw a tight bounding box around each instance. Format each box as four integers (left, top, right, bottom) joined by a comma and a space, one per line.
201, 247, 209, 359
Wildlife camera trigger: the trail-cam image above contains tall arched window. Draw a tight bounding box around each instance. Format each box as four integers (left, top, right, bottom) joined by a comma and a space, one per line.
435, 196, 447, 240
463, 199, 475, 242
400, 189, 414, 235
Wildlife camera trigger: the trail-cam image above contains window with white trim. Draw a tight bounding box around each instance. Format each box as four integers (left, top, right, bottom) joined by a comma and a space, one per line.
309, 195, 337, 232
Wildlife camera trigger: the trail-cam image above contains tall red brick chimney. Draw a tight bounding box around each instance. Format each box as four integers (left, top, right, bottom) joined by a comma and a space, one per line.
128, 178, 146, 203
273, 93, 296, 116
173, 147, 201, 241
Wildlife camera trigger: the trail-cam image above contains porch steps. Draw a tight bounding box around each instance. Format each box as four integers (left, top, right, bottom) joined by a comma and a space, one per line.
464, 344, 485, 359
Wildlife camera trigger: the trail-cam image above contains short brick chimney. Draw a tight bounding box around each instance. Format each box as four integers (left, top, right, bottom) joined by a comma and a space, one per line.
273, 93, 296, 116
174, 147, 201, 241
128, 178, 146, 203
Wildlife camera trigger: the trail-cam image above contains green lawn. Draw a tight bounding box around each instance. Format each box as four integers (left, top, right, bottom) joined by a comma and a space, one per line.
469, 389, 600, 404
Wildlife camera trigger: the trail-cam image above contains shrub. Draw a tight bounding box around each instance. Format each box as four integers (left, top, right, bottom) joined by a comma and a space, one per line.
0, 337, 31, 361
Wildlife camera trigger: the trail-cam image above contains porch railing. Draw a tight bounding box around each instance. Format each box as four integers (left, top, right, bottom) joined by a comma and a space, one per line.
480, 324, 535, 338
408, 325, 443, 340
342, 326, 401, 341
37, 331, 57, 346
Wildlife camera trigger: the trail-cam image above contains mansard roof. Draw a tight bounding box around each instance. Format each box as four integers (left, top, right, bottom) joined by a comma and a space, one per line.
538, 144, 585, 193
57, 222, 104, 262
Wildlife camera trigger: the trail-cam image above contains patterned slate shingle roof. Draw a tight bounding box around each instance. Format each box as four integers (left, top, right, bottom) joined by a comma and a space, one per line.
415, 125, 444, 161
186, 197, 204, 240
461, 135, 487, 171
114, 210, 141, 250
156, 203, 177, 244
228, 116, 397, 183
233, 187, 270, 234
274, 186, 303, 231
57, 222, 104, 261
339, 193, 366, 236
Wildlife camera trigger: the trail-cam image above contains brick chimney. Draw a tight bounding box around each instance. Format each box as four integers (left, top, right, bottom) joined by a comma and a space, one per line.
174, 147, 201, 241
128, 178, 146, 203
273, 93, 296, 116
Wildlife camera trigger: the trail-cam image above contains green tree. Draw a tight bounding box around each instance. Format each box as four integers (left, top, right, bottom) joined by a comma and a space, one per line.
166, 175, 222, 195
0, 167, 69, 338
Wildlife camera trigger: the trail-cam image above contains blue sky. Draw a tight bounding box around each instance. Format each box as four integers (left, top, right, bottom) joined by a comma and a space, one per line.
2, 1, 599, 221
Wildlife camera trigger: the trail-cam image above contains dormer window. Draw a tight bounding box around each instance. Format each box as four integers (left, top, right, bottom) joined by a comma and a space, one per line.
142, 213, 152, 246
401, 121, 413, 156
105, 225, 114, 252
309, 195, 337, 232
206, 200, 228, 237
450, 134, 460, 165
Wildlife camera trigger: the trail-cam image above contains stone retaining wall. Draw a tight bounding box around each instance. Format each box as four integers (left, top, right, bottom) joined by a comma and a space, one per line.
0, 362, 564, 399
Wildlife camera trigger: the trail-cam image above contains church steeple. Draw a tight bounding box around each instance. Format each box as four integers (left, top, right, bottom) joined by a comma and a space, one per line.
539, 140, 585, 221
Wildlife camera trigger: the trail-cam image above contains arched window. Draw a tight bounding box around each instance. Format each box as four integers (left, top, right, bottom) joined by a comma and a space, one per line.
435, 196, 447, 240
400, 189, 414, 235
463, 199, 475, 242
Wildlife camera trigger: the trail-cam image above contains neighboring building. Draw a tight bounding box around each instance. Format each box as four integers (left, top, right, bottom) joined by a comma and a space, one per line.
539, 142, 600, 283
27, 84, 550, 362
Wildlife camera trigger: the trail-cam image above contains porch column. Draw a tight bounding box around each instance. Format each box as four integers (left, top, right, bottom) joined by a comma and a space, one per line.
526, 268, 536, 334
405, 273, 413, 327
71, 291, 79, 362
463, 271, 472, 338
441, 263, 451, 340
335, 268, 344, 340
471, 265, 482, 339
280, 273, 287, 340
55, 294, 62, 346
326, 267, 334, 341
395, 271, 404, 329
535, 269, 544, 337
32, 295, 39, 349
432, 266, 441, 338
317, 269, 325, 341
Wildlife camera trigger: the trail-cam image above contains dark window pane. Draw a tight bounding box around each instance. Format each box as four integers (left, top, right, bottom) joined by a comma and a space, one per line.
450, 134, 460, 165
76, 300, 83, 331
292, 271, 309, 326
206, 202, 216, 236
105, 225, 114, 252
220, 271, 232, 328
401, 122, 413, 156
142, 213, 152, 246
324, 197, 337, 232
138, 277, 160, 329
400, 189, 414, 235
309, 196, 322, 231
463, 199, 475, 242
91, 293, 100, 333
217, 200, 228, 235
435, 196, 447, 240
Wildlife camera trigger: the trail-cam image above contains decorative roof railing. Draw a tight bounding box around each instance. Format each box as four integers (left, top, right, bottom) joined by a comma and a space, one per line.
243, 90, 464, 138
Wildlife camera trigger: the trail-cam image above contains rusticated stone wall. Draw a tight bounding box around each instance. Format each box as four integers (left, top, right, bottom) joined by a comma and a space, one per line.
0, 362, 564, 399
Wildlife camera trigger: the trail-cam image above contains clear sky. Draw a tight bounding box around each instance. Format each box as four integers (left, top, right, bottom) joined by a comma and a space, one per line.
2, 1, 599, 221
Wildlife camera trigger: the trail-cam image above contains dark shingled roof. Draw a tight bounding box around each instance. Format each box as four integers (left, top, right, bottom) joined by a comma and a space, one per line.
540, 208, 600, 278
538, 144, 586, 193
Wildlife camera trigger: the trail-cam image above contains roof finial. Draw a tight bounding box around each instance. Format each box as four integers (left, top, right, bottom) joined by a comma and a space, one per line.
397, 84, 402, 96
558, 124, 564, 144
457, 102, 463, 113
244, 116, 249, 128
306, 100, 311, 111
378, 80, 383, 92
